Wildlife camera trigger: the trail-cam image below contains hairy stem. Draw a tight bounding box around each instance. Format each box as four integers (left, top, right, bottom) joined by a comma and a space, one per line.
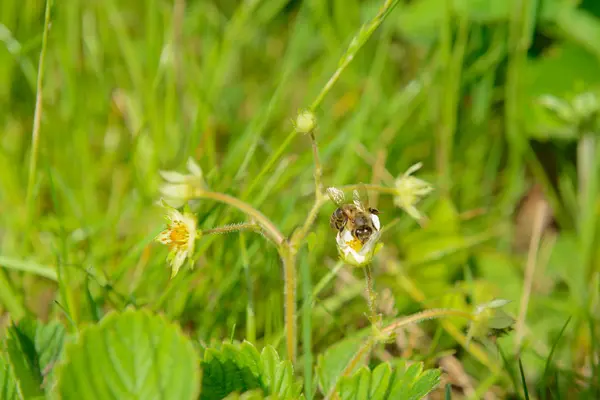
364, 264, 380, 329
325, 308, 474, 399
203, 222, 259, 236
191, 189, 285, 245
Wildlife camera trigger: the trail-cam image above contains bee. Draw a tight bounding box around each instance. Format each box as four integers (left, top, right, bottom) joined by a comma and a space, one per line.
326, 186, 380, 244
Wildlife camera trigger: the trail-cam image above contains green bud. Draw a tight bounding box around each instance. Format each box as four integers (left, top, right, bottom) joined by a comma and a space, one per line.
294, 110, 317, 134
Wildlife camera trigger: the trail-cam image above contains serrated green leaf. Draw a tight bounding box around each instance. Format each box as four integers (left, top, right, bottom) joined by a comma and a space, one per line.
316, 337, 363, 395
4, 324, 43, 398
56, 309, 200, 400
337, 361, 441, 400
201, 341, 300, 400
0, 355, 22, 400
2, 317, 65, 398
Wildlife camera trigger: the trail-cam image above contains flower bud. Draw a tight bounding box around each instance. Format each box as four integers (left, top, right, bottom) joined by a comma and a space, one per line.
159, 157, 206, 208
294, 110, 317, 134
393, 162, 434, 221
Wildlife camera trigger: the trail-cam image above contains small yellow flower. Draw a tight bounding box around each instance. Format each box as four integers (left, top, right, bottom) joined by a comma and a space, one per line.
336, 214, 383, 267
155, 201, 199, 277
159, 157, 205, 208
393, 162, 434, 221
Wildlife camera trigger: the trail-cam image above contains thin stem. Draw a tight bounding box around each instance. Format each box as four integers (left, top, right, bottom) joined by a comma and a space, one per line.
240, 233, 256, 344
26, 0, 53, 217
242, 0, 402, 200
281, 246, 297, 362
191, 189, 285, 245
290, 195, 327, 249
324, 338, 376, 400
380, 308, 475, 336
203, 222, 259, 236
324, 308, 474, 399
577, 133, 598, 277
290, 129, 326, 249
310, 132, 322, 193
309, 0, 402, 111
364, 264, 380, 329
515, 200, 547, 351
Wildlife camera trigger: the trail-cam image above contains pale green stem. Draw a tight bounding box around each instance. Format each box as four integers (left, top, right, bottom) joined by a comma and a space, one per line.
364, 264, 380, 330
310, 132, 322, 193
242, 0, 402, 200
203, 222, 259, 236
577, 133, 598, 277
190, 189, 296, 361
281, 246, 297, 362
324, 308, 475, 399
26, 0, 53, 217
240, 233, 256, 344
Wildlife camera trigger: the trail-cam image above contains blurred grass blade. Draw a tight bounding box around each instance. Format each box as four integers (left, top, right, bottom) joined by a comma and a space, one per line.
519, 358, 530, 400
541, 316, 571, 399
0, 256, 57, 281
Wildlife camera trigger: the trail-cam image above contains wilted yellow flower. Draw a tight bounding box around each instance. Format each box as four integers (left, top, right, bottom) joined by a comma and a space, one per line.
159, 157, 205, 208
155, 201, 199, 277
393, 162, 434, 221
336, 214, 383, 267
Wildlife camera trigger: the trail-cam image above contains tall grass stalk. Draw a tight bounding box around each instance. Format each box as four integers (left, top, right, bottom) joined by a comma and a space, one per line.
25, 0, 53, 218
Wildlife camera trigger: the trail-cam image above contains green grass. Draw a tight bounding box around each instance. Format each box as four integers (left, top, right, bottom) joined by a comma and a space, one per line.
1, 0, 600, 398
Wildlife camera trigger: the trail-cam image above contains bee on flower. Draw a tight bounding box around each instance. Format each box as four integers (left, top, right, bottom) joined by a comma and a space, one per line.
159, 157, 206, 208
393, 162, 434, 221
155, 200, 200, 277
326, 187, 383, 267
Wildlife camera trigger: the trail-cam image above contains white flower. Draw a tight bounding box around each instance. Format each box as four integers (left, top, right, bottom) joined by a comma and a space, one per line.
393, 162, 434, 221
336, 213, 382, 267
159, 157, 205, 207
155, 201, 199, 277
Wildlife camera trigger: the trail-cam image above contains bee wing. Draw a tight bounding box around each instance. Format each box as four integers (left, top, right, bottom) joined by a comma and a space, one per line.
326, 187, 345, 206
353, 185, 369, 211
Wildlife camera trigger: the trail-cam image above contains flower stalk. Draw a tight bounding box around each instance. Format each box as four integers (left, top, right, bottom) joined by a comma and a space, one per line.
324, 308, 476, 400
191, 189, 285, 246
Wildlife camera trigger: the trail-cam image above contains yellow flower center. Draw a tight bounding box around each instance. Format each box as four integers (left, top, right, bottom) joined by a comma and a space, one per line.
168, 221, 189, 247
347, 238, 363, 252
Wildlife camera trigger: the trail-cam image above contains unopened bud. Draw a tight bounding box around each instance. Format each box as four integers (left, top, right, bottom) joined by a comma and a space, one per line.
294, 110, 317, 134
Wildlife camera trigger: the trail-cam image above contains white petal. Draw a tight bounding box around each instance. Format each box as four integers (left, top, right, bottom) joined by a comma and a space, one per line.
166, 207, 185, 223
156, 230, 171, 244
170, 250, 188, 277
404, 162, 423, 177
186, 157, 203, 177
371, 214, 381, 231
159, 170, 187, 183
